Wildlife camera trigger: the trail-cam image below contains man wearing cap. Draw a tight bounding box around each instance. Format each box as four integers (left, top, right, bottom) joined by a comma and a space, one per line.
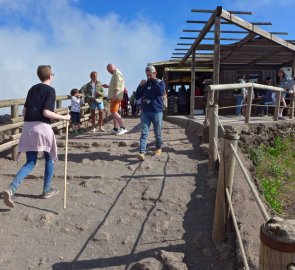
135, 65, 165, 161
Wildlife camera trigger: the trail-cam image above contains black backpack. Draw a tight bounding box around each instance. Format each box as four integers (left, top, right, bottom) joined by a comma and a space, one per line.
233, 88, 242, 95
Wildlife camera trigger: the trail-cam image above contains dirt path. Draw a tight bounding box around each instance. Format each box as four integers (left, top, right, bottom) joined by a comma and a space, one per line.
0, 117, 235, 270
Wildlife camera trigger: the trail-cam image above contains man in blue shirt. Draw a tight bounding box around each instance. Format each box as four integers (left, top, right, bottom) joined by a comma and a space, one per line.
135, 65, 165, 161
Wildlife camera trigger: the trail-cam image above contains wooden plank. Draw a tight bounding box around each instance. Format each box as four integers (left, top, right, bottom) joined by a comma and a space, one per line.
179, 6, 222, 66
187, 20, 272, 25
191, 9, 253, 15
221, 9, 295, 51
213, 13, 221, 104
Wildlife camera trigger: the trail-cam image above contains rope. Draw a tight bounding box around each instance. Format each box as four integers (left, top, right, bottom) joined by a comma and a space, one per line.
213, 111, 225, 134
213, 137, 220, 162
218, 104, 247, 110
229, 143, 270, 221
226, 188, 250, 270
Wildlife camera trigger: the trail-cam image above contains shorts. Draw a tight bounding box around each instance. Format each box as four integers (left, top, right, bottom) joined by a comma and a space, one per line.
70, 111, 81, 124
91, 101, 104, 110
110, 100, 121, 113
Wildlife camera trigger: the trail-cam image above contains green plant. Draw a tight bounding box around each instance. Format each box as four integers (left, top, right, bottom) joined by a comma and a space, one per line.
261, 178, 282, 214
249, 144, 266, 166
268, 163, 284, 178
268, 137, 286, 157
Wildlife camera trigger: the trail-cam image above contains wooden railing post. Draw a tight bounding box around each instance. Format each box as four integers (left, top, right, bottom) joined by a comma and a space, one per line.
245, 87, 254, 124
56, 100, 63, 135
208, 104, 219, 173
11, 105, 19, 161
289, 92, 294, 119
274, 91, 281, 121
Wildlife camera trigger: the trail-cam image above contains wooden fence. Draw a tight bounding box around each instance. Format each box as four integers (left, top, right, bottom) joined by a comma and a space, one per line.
0, 95, 92, 160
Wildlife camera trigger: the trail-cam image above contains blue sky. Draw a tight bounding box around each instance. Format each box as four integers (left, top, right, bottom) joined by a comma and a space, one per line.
0, 0, 294, 109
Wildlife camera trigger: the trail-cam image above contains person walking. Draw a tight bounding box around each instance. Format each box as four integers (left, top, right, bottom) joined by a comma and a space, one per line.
136, 65, 165, 161
80, 71, 106, 132
3, 65, 71, 208
105, 63, 127, 135
70, 88, 84, 135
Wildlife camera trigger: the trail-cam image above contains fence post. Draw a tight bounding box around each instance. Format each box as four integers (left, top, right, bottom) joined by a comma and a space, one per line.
11, 105, 19, 161
289, 92, 294, 119
259, 217, 295, 270
274, 91, 281, 121
208, 104, 219, 173
212, 130, 239, 243
245, 87, 253, 124
56, 100, 63, 135
223, 130, 240, 216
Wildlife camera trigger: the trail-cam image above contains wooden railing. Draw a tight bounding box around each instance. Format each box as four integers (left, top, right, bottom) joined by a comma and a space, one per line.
0, 95, 91, 160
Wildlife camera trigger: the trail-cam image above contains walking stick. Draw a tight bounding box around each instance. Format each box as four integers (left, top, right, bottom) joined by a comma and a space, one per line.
64, 119, 69, 209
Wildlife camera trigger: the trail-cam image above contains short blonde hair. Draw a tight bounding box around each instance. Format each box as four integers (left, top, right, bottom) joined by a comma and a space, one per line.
37, 65, 52, 81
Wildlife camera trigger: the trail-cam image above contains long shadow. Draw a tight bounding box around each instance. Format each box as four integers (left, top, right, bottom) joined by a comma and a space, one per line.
52, 153, 171, 270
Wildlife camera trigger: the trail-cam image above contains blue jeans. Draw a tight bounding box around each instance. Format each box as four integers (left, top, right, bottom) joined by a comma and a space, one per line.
9, 151, 54, 193
234, 95, 243, 116
139, 112, 163, 154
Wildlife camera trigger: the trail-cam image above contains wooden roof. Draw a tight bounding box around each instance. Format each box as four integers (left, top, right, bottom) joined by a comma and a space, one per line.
151, 6, 295, 74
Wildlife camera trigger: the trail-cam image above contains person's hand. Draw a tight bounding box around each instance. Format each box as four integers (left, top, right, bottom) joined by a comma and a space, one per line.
139, 80, 146, 86
64, 115, 71, 121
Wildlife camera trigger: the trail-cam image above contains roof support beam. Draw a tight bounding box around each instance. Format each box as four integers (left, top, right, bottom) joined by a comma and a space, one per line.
213, 12, 221, 104
179, 6, 222, 66
220, 9, 295, 51
182, 29, 288, 35
187, 20, 272, 25
191, 9, 253, 15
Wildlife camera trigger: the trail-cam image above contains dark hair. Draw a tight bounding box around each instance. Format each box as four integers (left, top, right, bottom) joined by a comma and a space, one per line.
70, 88, 79, 96
90, 71, 97, 78
265, 76, 272, 81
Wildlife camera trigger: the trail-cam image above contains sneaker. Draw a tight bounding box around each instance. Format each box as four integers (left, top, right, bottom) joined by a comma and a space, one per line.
137, 153, 145, 161
278, 116, 286, 120
92, 128, 96, 133
111, 128, 119, 134
154, 149, 162, 156
98, 126, 105, 132
116, 128, 127, 136
3, 189, 15, 208
42, 188, 59, 199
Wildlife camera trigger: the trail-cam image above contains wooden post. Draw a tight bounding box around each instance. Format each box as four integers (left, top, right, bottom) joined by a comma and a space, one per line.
190, 49, 196, 119
208, 104, 218, 173
11, 105, 19, 161
223, 130, 240, 216
213, 9, 221, 105
245, 87, 254, 124
212, 143, 225, 242
260, 216, 295, 270
274, 91, 281, 121
56, 100, 63, 135
289, 92, 294, 119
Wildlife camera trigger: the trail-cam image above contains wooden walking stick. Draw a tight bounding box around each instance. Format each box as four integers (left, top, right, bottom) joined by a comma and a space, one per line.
64, 119, 69, 209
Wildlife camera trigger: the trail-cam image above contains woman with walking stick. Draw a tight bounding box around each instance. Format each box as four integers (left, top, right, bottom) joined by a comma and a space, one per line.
2, 65, 70, 208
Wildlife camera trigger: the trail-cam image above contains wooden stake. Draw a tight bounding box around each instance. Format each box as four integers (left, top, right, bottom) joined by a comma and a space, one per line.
63, 120, 69, 209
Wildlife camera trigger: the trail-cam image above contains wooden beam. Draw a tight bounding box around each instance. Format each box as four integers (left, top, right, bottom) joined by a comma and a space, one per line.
221, 9, 295, 51
183, 29, 288, 35
180, 37, 241, 41
247, 52, 279, 65
179, 6, 222, 66
187, 20, 272, 25
221, 32, 256, 61
213, 13, 221, 104
191, 9, 253, 15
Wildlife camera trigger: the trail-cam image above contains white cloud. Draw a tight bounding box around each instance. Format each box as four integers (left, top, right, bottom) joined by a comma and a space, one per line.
0, 0, 171, 111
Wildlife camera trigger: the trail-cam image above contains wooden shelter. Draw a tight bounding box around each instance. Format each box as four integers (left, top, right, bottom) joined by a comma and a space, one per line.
151, 6, 295, 116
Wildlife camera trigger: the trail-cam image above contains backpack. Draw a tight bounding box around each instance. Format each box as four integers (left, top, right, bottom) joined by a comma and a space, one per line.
233, 88, 242, 95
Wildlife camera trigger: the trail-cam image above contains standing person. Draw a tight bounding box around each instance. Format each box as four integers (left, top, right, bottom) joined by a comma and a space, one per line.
70, 88, 84, 135
136, 65, 165, 161
233, 77, 247, 116
130, 91, 136, 115
2, 65, 70, 208
80, 71, 106, 132
105, 63, 127, 135
277, 69, 288, 119
121, 87, 129, 116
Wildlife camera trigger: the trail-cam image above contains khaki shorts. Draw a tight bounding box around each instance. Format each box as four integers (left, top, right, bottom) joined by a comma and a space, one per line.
110, 100, 121, 113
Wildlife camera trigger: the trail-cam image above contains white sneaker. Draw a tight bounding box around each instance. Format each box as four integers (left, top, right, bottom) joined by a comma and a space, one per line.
111, 128, 119, 134
92, 128, 96, 133
116, 128, 127, 135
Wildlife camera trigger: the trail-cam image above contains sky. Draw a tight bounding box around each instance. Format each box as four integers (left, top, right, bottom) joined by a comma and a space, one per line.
0, 0, 294, 110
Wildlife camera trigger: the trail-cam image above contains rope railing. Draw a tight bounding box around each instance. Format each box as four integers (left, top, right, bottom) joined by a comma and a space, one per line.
213, 110, 225, 134
213, 137, 220, 163
229, 143, 271, 221
225, 188, 250, 270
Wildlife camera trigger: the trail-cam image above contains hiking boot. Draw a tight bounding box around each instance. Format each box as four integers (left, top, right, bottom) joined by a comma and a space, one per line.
116, 128, 127, 136
3, 189, 15, 208
137, 153, 145, 161
42, 188, 59, 199
154, 149, 162, 156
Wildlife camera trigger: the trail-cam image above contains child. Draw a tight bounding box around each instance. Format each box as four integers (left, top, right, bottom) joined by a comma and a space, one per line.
70, 88, 84, 135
